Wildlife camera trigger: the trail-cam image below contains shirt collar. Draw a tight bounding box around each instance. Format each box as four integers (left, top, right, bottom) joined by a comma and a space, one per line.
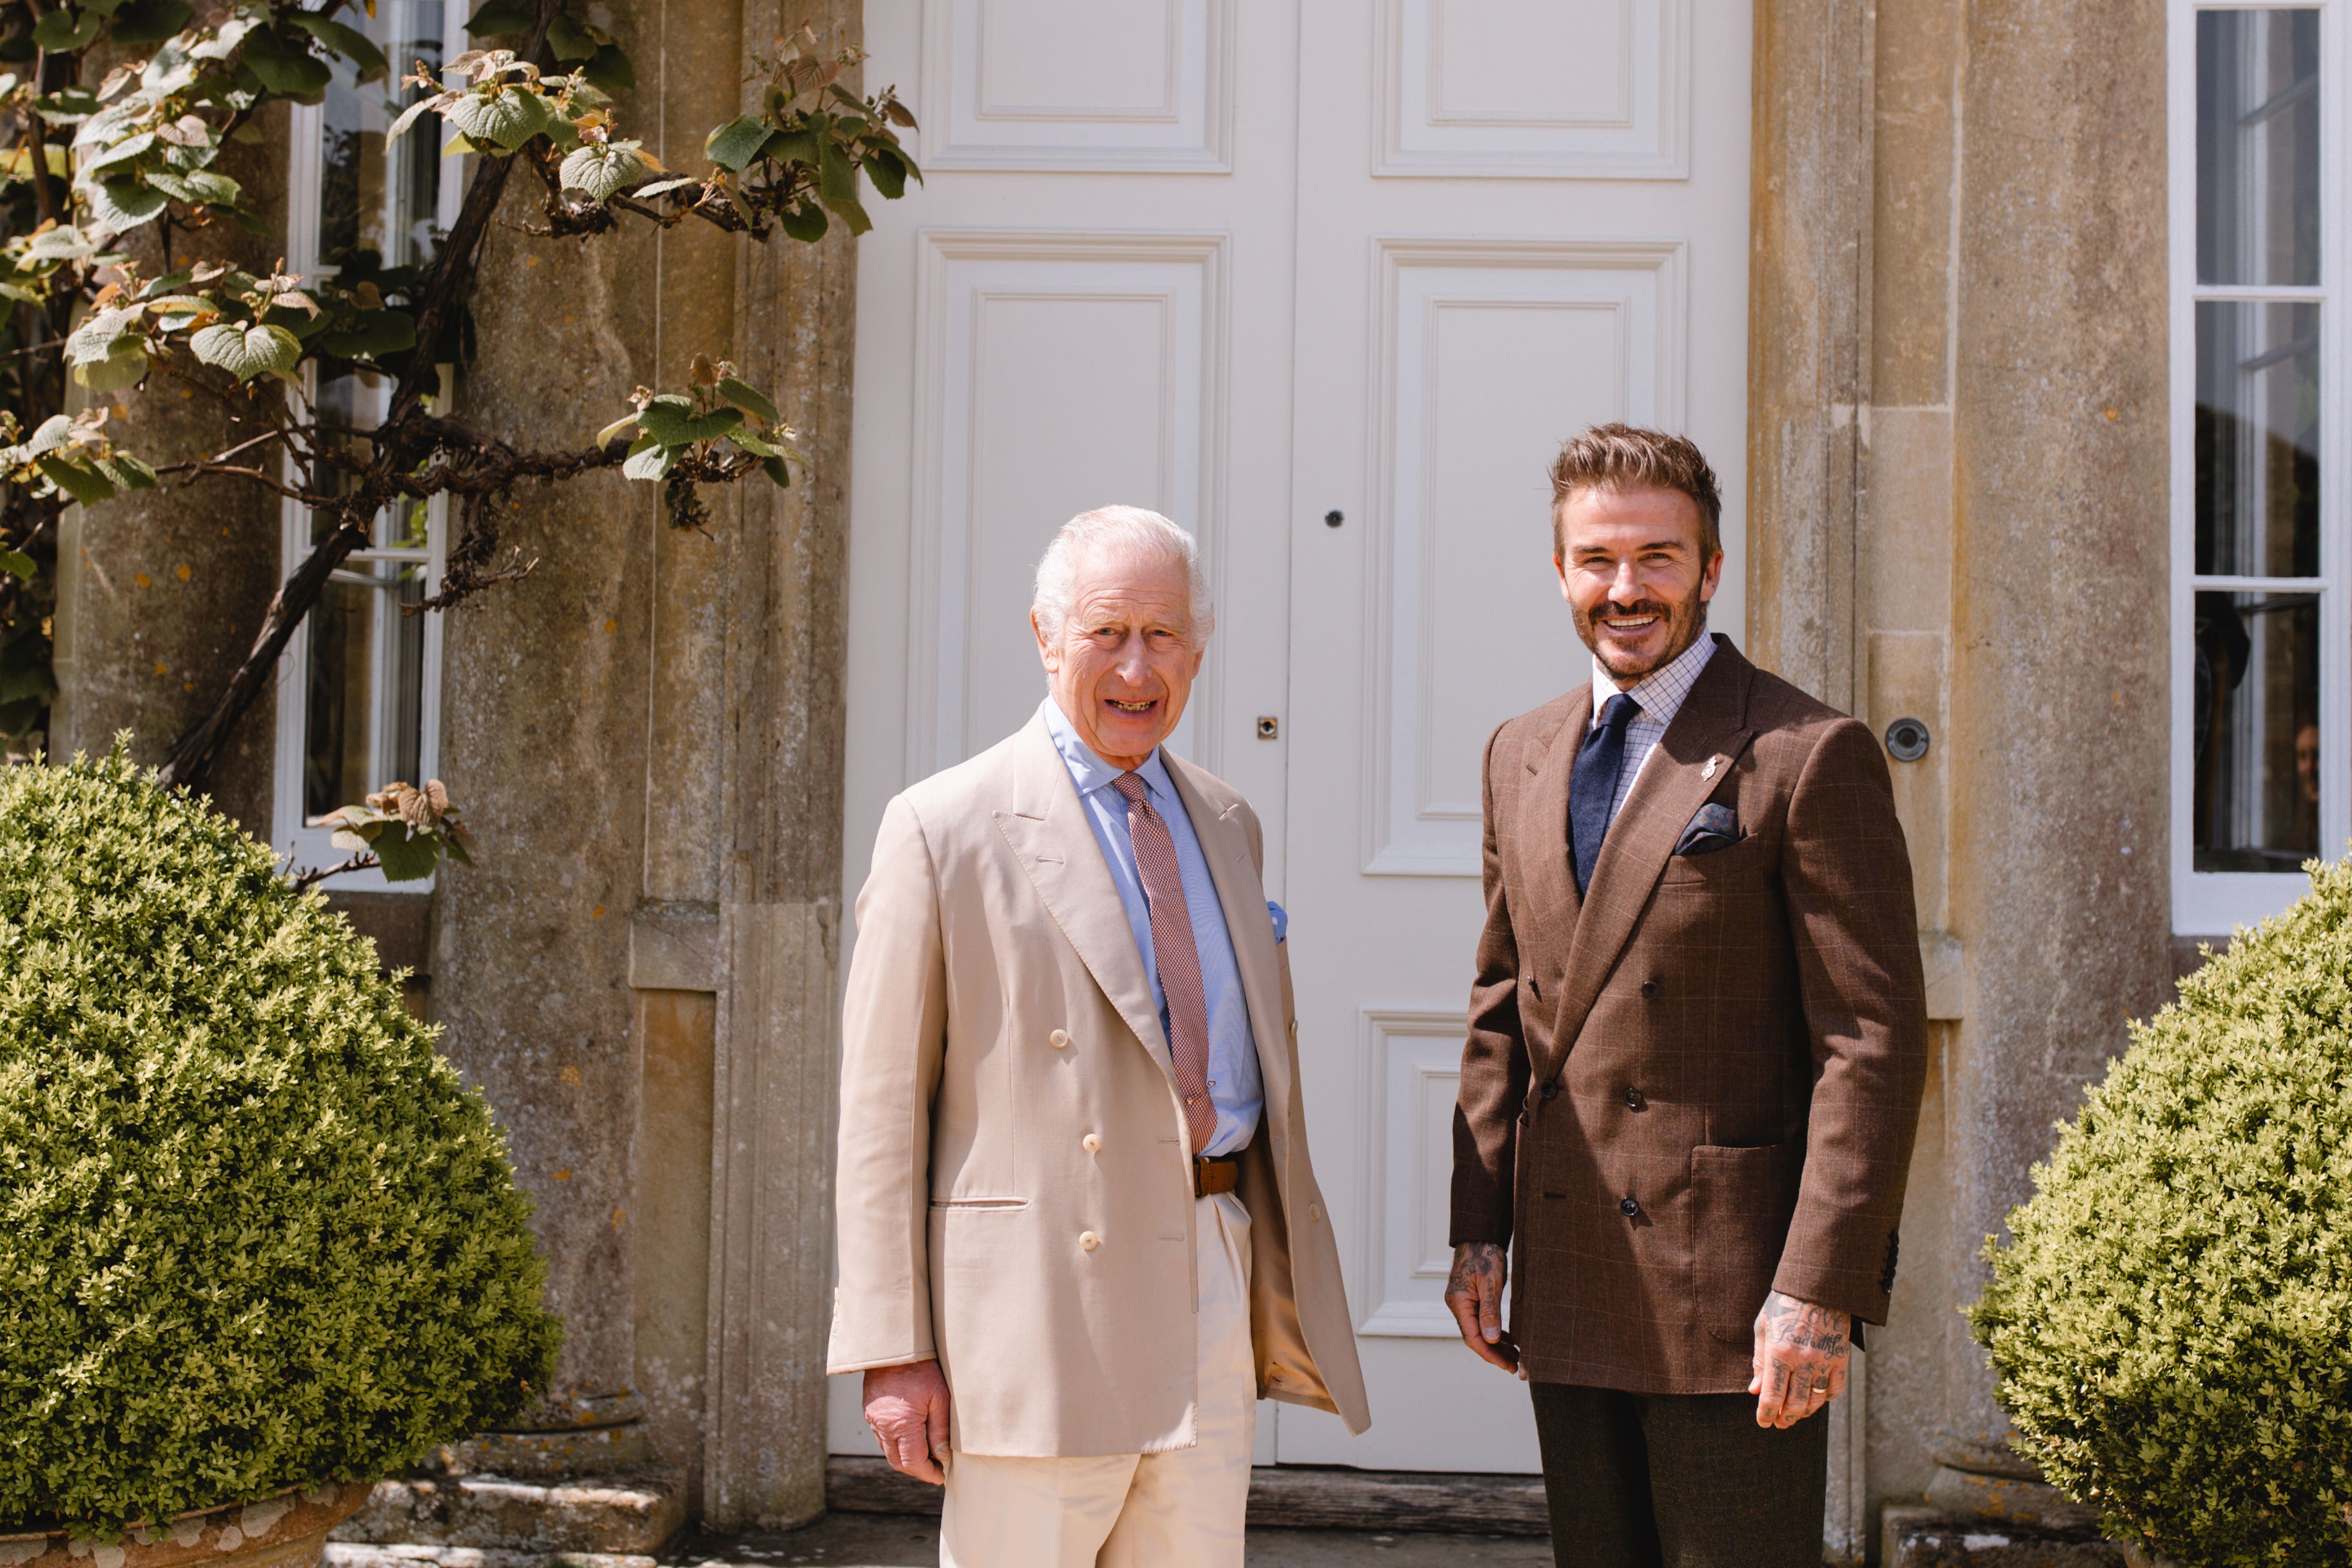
1042, 698, 1178, 804
1591, 629, 1718, 732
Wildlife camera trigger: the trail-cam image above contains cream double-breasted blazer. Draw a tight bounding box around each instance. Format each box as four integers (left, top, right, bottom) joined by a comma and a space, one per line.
828, 705, 1371, 1456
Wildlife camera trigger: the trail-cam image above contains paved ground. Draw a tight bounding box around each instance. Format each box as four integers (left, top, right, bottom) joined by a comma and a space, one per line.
677, 1515, 1554, 1566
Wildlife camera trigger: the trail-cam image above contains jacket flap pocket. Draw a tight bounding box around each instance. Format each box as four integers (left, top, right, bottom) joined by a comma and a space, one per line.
1689, 1140, 1803, 1342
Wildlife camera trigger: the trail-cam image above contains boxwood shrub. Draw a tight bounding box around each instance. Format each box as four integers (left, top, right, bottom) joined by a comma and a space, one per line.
0, 747, 562, 1532
1970, 859, 2352, 1567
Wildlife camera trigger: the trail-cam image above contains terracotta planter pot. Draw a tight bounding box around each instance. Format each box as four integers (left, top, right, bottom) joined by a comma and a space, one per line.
0, 1483, 374, 1568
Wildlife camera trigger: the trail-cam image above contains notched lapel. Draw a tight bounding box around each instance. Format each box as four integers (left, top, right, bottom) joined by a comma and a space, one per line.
1537, 643, 1757, 1088
994, 720, 1173, 1081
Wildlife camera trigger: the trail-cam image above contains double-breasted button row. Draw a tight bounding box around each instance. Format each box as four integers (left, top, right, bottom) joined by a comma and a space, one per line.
1619, 1196, 1642, 1219
1079, 1230, 1099, 1251
1640, 979, 1660, 999
1049, 1029, 1071, 1049
1081, 1133, 1101, 1154
1623, 1087, 1646, 1111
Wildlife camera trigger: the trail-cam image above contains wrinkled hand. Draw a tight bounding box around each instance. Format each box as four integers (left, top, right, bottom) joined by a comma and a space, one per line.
1749, 1291, 1850, 1428
1444, 1242, 1520, 1373
864, 1358, 952, 1484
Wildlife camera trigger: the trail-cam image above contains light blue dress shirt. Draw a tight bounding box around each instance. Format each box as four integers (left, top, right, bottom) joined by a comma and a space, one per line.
1043, 700, 1264, 1157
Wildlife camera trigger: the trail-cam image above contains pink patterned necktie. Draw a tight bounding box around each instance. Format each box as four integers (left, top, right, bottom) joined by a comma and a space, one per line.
1110, 770, 1218, 1157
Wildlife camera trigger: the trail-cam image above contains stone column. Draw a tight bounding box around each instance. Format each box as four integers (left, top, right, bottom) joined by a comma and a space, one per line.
1939, 0, 2174, 1478
698, 0, 863, 1530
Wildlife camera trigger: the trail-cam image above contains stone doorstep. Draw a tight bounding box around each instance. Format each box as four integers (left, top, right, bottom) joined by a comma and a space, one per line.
1885, 1505, 2131, 1568
329, 1474, 687, 1558
827, 1455, 1551, 1536
324, 1550, 653, 1568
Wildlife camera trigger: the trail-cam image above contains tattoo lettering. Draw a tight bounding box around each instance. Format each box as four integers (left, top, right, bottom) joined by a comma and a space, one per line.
1751, 1289, 1852, 1428
1761, 1292, 1850, 1356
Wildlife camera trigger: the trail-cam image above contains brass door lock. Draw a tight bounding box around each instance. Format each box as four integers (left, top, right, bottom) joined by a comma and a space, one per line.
1256, 716, 1280, 740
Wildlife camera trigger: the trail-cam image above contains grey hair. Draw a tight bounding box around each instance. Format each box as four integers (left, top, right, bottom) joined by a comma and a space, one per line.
1030, 505, 1215, 642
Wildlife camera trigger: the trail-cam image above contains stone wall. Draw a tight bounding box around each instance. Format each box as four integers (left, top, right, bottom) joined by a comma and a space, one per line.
1750, 0, 2175, 1554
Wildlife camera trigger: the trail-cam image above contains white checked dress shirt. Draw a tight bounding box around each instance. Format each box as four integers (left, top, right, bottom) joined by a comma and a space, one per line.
1589, 630, 1720, 830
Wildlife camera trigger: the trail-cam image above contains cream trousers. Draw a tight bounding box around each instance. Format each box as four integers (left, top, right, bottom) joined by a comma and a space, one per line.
939, 1191, 1257, 1568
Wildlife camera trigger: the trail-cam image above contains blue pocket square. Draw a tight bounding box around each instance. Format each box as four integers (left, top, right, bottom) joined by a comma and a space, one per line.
1674, 803, 1741, 856
1267, 900, 1288, 945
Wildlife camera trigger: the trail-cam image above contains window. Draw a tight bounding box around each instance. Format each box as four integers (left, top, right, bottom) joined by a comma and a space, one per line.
2171, 1, 2348, 930
272, 3, 464, 887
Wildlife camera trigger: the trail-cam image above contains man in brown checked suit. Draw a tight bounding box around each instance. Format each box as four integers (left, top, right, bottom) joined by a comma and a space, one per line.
1444, 426, 1928, 1568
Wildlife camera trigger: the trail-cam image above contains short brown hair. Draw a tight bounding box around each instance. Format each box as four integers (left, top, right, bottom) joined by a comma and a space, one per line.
1548, 423, 1723, 562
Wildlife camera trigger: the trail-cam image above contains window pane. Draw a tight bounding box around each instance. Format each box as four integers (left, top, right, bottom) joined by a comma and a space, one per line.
2195, 299, 2320, 576
320, 1, 447, 273
303, 559, 428, 824
2198, 8, 2321, 287
2193, 590, 2322, 871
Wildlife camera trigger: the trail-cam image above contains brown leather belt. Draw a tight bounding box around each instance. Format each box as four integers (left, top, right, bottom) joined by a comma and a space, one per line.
1193, 1153, 1241, 1198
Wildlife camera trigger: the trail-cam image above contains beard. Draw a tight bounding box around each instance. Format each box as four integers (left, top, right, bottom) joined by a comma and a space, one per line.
1573, 581, 1710, 682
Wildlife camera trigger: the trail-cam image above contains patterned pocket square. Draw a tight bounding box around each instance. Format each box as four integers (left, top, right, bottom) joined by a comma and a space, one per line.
1674, 802, 1741, 856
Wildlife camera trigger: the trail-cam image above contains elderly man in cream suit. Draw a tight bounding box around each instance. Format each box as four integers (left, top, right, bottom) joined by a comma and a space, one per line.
830, 505, 1370, 1567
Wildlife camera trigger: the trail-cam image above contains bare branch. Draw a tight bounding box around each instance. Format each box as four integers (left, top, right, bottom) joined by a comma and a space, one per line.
289, 850, 382, 890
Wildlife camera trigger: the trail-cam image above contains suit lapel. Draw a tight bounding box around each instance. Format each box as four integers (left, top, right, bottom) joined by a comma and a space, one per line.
1517, 688, 1590, 943
992, 710, 1175, 1081
1535, 640, 1758, 1089
1162, 754, 1295, 1130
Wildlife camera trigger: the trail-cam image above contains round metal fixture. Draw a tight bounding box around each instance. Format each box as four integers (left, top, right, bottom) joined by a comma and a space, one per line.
1324, 509, 1345, 528
1884, 716, 1932, 762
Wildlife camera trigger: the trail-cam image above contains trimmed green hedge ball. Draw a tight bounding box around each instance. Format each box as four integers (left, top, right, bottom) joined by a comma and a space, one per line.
1970, 858, 2352, 1567
0, 748, 562, 1531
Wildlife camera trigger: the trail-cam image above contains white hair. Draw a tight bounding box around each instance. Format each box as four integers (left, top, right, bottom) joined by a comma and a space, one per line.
1030, 505, 1215, 642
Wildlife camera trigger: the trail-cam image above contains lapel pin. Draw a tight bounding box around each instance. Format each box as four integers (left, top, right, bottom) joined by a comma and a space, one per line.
1701, 756, 1720, 781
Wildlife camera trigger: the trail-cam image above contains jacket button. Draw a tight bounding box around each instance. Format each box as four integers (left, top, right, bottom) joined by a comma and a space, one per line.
1640, 979, 1660, 999
1049, 1030, 1071, 1049
1541, 1083, 1561, 1101
1308, 1202, 1322, 1222
1081, 1133, 1101, 1154
1619, 1197, 1642, 1219
1079, 1231, 1099, 1251
1623, 1088, 1645, 1111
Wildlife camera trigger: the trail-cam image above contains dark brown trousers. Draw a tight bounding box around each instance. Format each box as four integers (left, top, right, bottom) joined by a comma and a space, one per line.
1531, 1382, 1828, 1568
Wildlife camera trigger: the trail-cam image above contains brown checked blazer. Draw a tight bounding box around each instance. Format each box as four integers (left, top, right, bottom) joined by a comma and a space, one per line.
1450, 636, 1928, 1395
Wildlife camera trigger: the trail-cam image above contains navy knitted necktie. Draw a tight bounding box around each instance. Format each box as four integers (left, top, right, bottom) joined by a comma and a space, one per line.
1570, 693, 1642, 895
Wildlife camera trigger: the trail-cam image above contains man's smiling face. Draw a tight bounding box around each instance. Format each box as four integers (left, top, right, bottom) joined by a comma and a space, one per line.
1034, 544, 1204, 770
1554, 485, 1723, 681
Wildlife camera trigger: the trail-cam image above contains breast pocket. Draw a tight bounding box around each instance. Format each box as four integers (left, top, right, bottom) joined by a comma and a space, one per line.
1658, 830, 1775, 887
1689, 1139, 1803, 1342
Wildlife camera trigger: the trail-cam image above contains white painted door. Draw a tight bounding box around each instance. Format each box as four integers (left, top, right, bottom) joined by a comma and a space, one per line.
1272, 0, 1753, 1472
836, 0, 1751, 1474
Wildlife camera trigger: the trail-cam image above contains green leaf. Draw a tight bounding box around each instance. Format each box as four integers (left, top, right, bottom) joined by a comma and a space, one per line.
865, 144, 908, 201
32, 8, 103, 52
63, 304, 143, 366
777, 199, 827, 244
580, 43, 634, 93
384, 95, 442, 146
83, 177, 168, 232
545, 15, 598, 62
759, 128, 818, 167
703, 115, 771, 173
445, 85, 564, 152
318, 309, 418, 360
621, 436, 676, 482
240, 26, 335, 99
631, 175, 696, 201
106, 0, 193, 44
821, 193, 872, 237
21, 415, 72, 458
761, 454, 790, 487
635, 399, 740, 446
89, 451, 157, 491
34, 453, 117, 505
188, 320, 302, 381
715, 378, 779, 427
465, 0, 539, 35
371, 823, 442, 881
724, 429, 778, 460
557, 142, 646, 202
594, 413, 638, 446
74, 342, 150, 391
817, 136, 858, 202
0, 549, 34, 581
79, 130, 157, 181
285, 15, 388, 83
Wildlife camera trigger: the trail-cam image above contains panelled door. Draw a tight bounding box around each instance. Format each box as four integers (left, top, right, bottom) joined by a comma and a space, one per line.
837, 0, 1751, 1474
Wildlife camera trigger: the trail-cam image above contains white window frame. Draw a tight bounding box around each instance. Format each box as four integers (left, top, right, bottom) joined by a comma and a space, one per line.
2170, 0, 2351, 932
270, 3, 467, 890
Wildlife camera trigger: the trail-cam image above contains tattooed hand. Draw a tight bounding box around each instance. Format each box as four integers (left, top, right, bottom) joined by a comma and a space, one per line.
1748, 1291, 1850, 1428
1445, 1242, 1520, 1373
